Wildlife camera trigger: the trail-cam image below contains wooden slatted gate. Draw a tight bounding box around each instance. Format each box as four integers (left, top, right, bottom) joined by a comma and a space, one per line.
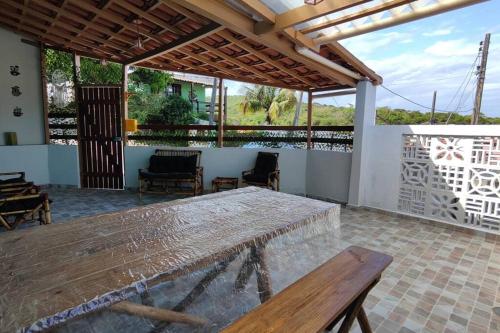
77, 85, 124, 189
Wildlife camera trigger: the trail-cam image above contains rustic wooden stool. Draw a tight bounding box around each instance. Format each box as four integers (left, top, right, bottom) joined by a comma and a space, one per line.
212, 177, 239, 192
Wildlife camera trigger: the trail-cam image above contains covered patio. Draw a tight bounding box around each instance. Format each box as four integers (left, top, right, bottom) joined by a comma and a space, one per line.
0, 0, 499, 332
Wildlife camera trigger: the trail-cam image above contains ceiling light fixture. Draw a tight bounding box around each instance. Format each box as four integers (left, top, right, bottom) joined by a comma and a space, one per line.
132, 19, 144, 49
304, 0, 324, 4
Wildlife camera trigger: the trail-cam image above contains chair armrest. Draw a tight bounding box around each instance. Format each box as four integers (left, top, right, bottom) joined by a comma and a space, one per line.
196, 166, 203, 174
0, 193, 43, 203
0, 171, 25, 178
268, 170, 280, 178
242, 169, 254, 177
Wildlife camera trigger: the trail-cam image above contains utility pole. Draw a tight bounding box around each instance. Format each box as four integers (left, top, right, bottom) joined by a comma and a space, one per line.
471, 33, 490, 125
430, 90, 437, 124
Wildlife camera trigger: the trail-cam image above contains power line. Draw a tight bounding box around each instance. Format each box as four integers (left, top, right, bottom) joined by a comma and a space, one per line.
444, 53, 480, 111
381, 84, 457, 113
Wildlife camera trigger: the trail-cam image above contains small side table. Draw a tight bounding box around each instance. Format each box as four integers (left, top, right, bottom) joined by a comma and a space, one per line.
212, 177, 239, 193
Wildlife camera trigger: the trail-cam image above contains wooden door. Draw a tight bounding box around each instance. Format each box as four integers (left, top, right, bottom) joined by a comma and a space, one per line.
77, 86, 124, 189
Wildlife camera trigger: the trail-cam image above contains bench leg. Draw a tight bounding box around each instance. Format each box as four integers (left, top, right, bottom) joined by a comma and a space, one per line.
357, 307, 373, 333
253, 245, 272, 303
337, 284, 375, 333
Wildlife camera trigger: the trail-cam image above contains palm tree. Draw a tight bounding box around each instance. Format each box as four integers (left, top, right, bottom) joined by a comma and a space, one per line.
241, 85, 296, 124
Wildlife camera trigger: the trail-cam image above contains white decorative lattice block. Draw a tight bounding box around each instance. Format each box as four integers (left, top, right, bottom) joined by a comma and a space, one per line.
429, 192, 463, 223
401, 161, 430, 188
398, 187, 426, 216
402, 135, 431, 160
464, 198, 500, 231
468, 168, 500, 198
399, 134, 500, 235
430, 137, 471, 164
471, 137, 500, 167
431, 165, 465, 193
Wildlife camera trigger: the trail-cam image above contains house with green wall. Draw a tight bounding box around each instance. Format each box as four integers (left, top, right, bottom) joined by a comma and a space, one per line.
168, 72, 214, 113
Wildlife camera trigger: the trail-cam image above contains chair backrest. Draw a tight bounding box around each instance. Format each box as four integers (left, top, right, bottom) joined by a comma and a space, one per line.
254, 152, 279, 176
154, 150, 202, 167
0, 172, 26, 185
149, 150, 202, 174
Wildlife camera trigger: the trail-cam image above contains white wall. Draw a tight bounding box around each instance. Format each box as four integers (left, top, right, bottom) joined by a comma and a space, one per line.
306, 150, 351, 203
0, 142, 353, 199
48, 145, 80, 186
0, 145, 49, 184
125, 146, 309, 195
361, 125, 500, 212
0, 28, 44, 145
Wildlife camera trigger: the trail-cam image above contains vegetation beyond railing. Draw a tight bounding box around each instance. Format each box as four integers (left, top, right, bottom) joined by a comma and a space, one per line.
130, 125, 353, 151
48, 114, 353, 151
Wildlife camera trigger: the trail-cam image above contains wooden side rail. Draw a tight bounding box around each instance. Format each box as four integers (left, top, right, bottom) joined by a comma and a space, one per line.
222, 246, 393, 333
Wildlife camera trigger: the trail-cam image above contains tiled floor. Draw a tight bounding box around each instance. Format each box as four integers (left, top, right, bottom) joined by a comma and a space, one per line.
6, 188, 500, 332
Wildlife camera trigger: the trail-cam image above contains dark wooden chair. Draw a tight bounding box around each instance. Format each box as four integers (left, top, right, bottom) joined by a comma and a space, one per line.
242, 152, 280, 191
0, 172, 33, 190
138, 150, 203, 198
0, 191, 51, 231
222, 246, 393, 333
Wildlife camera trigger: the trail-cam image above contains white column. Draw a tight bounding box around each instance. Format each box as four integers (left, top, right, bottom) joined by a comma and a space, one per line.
348, 80, 376, 206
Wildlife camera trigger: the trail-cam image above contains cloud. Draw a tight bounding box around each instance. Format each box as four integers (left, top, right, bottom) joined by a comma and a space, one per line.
424, 39, 480, 57
338, 33, 500, 116
340, 31, 413, 56
423, 28, 454, 37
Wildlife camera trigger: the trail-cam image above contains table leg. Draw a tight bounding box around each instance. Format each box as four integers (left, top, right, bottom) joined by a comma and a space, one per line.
253, 245, 272, 303
234, 251, 255, 291
149, 253, 239, 333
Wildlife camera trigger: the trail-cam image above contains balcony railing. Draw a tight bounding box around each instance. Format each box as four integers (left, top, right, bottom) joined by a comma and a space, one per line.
48, 114, 353, 151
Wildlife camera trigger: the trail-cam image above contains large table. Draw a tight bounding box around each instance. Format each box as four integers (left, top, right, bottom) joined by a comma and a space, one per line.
0, 187, 339, 332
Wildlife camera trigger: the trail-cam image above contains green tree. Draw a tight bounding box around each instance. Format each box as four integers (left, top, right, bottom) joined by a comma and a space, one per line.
44, 49, 122, 84
129, 68, 172, 94
145, 95, 195, 125
79, 58, 122, 85
240, 85, 296, 124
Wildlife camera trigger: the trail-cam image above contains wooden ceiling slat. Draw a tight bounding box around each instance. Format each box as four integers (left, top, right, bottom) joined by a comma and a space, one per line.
113, 0, 184, 36
30, 0, 134, 46
67, 0, 166, 45
125, 22, 222, 65
0, 0, 370, 90
216, 30, 316, 87
197, 39, 281, 85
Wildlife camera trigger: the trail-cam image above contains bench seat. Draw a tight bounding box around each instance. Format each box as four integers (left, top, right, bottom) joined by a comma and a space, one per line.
222, 246, 392, 333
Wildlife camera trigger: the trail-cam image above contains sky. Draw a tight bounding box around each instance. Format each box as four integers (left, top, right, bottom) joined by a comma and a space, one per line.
224, 1, 500, 117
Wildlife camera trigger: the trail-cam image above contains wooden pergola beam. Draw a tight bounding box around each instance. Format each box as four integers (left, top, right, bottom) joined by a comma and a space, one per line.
238, 0, 276, 23
236, 0, 318, 50
312, 89, 356, 99
254, 0, 372, 34
307, 90, 312, 149
216, 30, 315, 86
218, 78, 224, 147
171, 0, 357, 87
325, 43, 382, 84
125, 22, 222, 65
314, 0, 488, 43
300, 0, 416, 34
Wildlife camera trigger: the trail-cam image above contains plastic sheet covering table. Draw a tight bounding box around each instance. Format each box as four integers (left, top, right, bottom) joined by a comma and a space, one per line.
0, 187, 339, 332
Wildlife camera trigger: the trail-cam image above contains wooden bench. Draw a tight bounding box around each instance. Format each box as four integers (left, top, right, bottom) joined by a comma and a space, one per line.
222, 246, 392, 333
